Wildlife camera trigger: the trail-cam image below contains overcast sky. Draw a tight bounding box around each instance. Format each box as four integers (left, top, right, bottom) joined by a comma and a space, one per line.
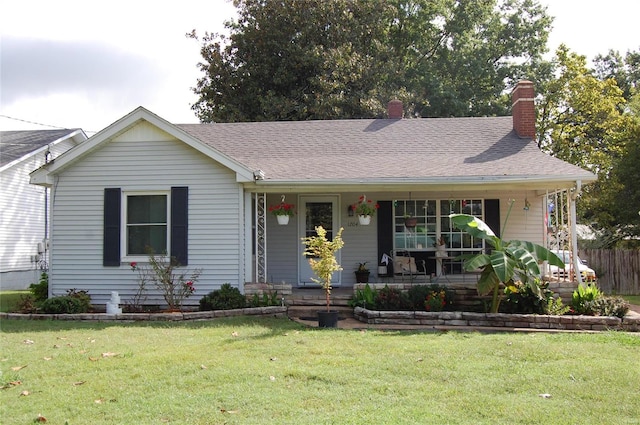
1, 0, 639, 134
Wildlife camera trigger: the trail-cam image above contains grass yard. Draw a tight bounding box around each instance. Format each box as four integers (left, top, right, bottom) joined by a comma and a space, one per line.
622, 294, 640, 306
0, 291, 29, 313
1, 317, 639, 424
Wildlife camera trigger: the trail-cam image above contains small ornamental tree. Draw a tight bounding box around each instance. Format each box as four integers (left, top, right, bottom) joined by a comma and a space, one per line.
301, 226, 344, 312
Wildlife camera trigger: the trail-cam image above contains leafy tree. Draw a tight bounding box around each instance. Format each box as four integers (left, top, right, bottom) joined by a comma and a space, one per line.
536, 46, 639, 245
593, 48, 640, 101
536, 45, 630, 174
190, 0, 552, 122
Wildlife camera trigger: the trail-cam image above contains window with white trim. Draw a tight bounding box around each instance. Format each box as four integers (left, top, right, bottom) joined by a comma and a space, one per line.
394, 198, 485, 251
124, 192, 169, 256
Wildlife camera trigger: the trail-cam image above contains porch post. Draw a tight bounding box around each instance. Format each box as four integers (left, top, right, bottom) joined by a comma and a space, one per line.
255, 193, 267, 283
570, 182, 583, 285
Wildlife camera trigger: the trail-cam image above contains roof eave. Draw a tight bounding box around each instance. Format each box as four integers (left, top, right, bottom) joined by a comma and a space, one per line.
245, 174, 597, 192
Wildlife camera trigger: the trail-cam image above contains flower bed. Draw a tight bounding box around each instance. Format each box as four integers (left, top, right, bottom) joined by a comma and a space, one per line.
354, 307, 640, 332
0, 306, 287, 322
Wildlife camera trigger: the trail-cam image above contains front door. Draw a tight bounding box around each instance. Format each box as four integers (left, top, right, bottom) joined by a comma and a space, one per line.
298, 195, 340, 286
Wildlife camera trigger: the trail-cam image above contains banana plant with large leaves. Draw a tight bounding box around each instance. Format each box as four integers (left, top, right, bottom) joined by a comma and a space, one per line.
450, 213, 565, 313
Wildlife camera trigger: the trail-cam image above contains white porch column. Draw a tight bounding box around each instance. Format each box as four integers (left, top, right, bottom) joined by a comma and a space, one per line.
570, 182, 583, 285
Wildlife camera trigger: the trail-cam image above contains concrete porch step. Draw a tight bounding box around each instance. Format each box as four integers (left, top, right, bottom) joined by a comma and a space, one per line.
287, 305, 354, 320
285, 287, 353, 307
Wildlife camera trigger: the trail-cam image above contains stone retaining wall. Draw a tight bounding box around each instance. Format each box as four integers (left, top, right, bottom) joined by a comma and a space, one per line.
354, 307, 640, 332
244, 282, 292, 296
0, 306, 288, 322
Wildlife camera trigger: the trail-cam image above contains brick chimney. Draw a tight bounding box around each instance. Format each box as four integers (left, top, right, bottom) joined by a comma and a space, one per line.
387, 99, 403, 119
511, 80, 536, 139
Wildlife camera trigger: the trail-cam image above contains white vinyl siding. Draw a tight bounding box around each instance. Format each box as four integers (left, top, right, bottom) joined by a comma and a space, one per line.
48, 122, 243, 306
0, 138, 78, 277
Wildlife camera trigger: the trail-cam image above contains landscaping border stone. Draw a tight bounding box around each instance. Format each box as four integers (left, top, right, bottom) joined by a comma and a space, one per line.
354, 307, 639, 332
0, 306, 287, 322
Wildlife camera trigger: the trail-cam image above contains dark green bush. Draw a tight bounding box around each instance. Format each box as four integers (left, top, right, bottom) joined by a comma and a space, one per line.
29, 272, 49, 302
66, 288, 92, 312
374, 285, 410, 311
199, 283, 246, 310
41, 296, 88, 314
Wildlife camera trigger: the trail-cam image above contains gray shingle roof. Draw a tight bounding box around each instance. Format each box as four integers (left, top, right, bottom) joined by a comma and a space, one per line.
178, 117, 594, 183
0, 129, 80, 167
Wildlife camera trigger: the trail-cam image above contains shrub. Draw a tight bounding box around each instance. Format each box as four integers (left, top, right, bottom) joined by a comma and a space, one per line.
130, 251, 202, 311
41, 296, 89, 314
374, 285, 410, 311
16, 294, 38, 313
349, 284, 377, 308
29, 272, 49, 302
66, 288, 93, 312
248, 290, 281, 307
586, 297, 629, 318
571, 283, 603, 315
199, 283, 246, 311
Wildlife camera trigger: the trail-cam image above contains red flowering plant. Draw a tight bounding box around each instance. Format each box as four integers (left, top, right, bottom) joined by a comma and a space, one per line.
352, 195, 379, 217
269, 202, 295, 217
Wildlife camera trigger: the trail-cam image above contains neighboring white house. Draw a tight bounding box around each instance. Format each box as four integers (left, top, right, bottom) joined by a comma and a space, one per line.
1, 129, 88, 289
29, 81, 596, 308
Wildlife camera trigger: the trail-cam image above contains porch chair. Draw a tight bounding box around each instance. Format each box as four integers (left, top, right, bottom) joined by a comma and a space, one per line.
391, 250, 427, 283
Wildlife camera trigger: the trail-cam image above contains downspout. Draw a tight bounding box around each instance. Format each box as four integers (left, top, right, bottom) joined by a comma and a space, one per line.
570, 181, 583, 285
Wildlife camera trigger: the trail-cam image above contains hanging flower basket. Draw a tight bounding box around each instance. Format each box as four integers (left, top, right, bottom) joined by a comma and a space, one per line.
269, 196, 295, 226
352, 195, 379, 220
404, 217, 417, 228
358, 215, 371, 225
276, 215, 290, 225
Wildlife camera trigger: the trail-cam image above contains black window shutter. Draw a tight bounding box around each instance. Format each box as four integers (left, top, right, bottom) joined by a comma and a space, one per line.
377, 201, 393, 269
171, 187, 188, 265
484, 199, 501, 251
103, 188, 121, 266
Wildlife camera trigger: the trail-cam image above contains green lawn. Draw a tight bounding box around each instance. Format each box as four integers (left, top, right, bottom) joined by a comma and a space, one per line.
622, 294, 640, 305
1, 317, 639, 424
0, 290, 29, 313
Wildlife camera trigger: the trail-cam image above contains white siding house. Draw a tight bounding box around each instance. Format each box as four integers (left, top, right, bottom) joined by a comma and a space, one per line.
1, 129, 87, 289
30, 81, 597, 308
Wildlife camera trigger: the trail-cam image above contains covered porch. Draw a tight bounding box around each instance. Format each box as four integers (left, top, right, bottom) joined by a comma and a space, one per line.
247, 187, 584, 291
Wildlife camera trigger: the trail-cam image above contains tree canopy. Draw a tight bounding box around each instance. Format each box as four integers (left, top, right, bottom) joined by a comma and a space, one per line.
535, 45, 640, 245
190, 0, 552, 122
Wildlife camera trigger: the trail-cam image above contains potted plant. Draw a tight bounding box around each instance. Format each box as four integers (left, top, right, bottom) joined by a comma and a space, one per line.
352, 195, 379, 225
301, 226, 345, 327
404, 214, 417, 228
269, 196, 295, 225
354, 262, 370, 283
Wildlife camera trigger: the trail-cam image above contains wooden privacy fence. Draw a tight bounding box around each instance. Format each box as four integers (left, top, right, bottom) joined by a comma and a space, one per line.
580, 249, 640, 295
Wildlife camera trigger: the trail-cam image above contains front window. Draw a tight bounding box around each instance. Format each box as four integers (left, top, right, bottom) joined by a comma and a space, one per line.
394, 199, 484, 251
125, 193, 168, 256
